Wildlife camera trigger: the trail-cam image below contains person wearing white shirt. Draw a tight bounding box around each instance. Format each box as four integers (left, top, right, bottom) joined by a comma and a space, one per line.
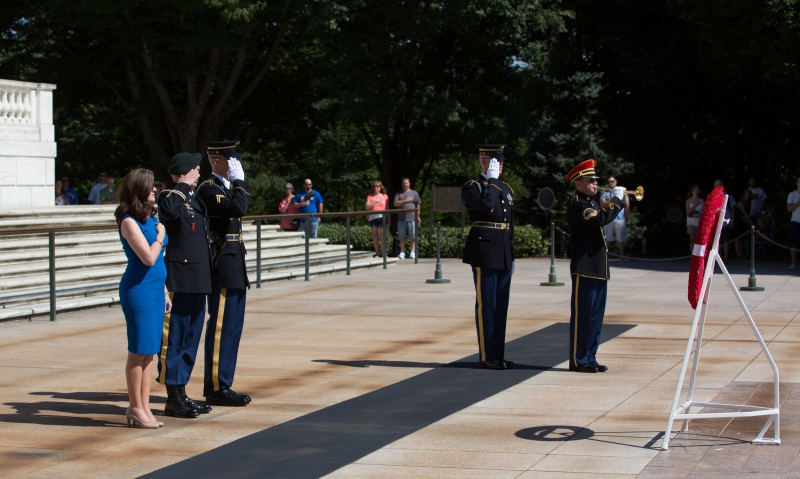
87, 171, 109, 205
787, 176, 800, 271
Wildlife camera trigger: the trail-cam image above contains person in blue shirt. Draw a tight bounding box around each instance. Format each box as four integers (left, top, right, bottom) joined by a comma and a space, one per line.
60, 176, 79, 205
293, 178, 324, 238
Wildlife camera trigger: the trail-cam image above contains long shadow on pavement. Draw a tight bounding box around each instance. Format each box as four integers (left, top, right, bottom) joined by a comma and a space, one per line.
141, 322, 635, 479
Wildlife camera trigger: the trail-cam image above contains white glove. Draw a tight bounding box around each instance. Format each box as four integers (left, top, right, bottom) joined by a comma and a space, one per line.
227, 158, 245, 182
487, 158, 500, 179
613, 186, 625, 200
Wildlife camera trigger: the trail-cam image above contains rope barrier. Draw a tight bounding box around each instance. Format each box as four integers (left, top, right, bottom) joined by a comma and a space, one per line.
755, 231, 798, 251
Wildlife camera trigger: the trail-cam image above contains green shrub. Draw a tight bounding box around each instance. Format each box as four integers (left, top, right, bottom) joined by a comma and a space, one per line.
318, 223, 549, 258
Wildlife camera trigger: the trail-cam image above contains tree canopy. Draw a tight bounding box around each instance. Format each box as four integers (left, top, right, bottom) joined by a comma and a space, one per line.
3, 0, 800, 247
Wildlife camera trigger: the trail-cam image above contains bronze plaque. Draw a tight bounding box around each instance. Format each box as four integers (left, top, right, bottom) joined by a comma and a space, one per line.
433, 186, 463, 212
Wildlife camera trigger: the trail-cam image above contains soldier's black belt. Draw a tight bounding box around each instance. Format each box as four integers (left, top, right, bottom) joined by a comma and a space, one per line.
226, 234, 242, 242
472, 222, 510, 230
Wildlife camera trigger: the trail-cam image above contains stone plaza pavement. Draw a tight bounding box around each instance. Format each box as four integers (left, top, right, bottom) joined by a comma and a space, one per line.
0, 257, 798, 478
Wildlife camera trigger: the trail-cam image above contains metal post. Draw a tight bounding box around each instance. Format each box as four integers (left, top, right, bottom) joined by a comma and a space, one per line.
426, 222, 450, 283
48, 230, 56, 322
541, 223, 564, 286
346, 215, 351, 275
414, 207, 419, 265
740, 225, 765, 291
382, 213, 387, 269
304, 215, 310, 281
256, 221, 262, 289
429, 184, 435, 258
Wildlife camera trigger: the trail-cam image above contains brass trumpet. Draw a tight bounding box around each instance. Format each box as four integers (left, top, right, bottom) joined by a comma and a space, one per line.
597, 185, 644, 201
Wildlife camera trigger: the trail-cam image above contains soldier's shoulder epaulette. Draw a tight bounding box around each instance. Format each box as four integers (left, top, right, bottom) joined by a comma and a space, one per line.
502, 181, 514, 194
463, 179, 477, 187
197, 179, 226, 196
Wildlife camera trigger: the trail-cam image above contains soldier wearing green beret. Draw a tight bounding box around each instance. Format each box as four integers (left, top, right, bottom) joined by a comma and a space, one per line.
156, 152, 216, 418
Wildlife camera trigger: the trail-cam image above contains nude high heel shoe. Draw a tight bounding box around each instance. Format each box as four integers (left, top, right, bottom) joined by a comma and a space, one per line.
125, 408, 159, 429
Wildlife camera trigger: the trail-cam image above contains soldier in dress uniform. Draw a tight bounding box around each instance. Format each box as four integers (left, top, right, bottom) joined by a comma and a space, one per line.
462, 144, 515, 370
196, 141, 253, 406
566, 159, 625, 373
157, 152, 215, 418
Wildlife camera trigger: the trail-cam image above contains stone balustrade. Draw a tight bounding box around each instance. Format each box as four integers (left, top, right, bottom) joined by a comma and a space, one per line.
0, 79, 57, 208
0, 80, 35, 125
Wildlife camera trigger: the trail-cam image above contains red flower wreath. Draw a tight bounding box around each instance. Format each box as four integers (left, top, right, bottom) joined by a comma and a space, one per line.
688, 186, 725, 309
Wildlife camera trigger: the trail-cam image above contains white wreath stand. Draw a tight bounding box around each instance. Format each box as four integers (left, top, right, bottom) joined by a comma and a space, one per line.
661, 194, 780, 451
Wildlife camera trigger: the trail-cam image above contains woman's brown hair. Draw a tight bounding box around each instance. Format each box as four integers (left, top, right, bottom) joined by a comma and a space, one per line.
114, 168, 157, 224
687, 183, 700, 198
369, 180, 387, 195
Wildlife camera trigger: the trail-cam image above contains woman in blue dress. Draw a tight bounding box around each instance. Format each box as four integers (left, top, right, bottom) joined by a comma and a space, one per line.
114, 168, 171, 428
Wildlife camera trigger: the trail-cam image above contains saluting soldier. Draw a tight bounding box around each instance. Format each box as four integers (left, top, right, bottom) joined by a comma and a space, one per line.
566, 159, 625, 373
196, 141, 253, 406
157, 152, 215, 418
462, 144, 515, 370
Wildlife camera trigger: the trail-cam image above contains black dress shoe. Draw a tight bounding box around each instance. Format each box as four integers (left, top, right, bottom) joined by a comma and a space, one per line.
592, 362, 608, 372
206, 388, 250, 406
569, 364, 599, 373
502, 359, 515, 369
178, 386, 212, 414
165, 385, 200, 418
479, 359, 506, 370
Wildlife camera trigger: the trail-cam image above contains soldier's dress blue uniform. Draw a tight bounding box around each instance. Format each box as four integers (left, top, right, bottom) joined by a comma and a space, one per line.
462, 145, 515, 369
156, 163, 215, 416
565, 160, 624, 372
196, 141, 252, 405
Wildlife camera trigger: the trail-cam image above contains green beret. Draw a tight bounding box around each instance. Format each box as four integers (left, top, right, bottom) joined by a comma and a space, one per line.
168, 152, 202, 175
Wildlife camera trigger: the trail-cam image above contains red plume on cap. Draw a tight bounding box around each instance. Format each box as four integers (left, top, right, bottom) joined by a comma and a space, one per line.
566, 159, 600, 182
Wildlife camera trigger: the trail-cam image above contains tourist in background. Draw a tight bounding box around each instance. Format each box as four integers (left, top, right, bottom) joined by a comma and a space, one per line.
54, 179, 67, 206
393, 177, 421, 259
115, 168, 169, 429
686, 184, 703, 251
787, 176, 800, 271
100, 177, 119, 204
61, 176, 79, 204
714, 179, 735, 260
279, 183, 299, 231
293, 178, 324, 238
366, 181, 389, 257
88, 171, 108, 205
733, 189, 754, 259
748, 177, 767, 217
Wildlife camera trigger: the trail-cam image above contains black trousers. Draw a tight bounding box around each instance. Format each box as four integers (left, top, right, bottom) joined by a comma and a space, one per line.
472, 267, 512, 362
204, 287, 247, 396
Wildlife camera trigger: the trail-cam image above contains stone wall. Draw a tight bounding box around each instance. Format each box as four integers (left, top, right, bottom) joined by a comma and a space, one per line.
0, 79, 57, 208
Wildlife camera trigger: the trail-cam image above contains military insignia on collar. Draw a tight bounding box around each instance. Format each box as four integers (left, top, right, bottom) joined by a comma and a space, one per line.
507, 193, 513, 205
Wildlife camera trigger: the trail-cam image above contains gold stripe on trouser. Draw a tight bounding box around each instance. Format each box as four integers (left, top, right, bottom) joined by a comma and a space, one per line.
212, 288, 227, 392
476, 267, 486, 362
572, 276, 580, 366
158, 292, 175, 384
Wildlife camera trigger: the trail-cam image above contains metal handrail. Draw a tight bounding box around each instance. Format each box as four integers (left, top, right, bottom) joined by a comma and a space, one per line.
0, 207, 420, 322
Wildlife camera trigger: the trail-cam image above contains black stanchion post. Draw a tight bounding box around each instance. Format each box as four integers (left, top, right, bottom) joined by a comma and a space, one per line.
346, 215, 351, 275
426, 221, 450, 284
414, 207, 419, 265
382, 213, 387, 269
304, 215, 310, 281
256, 220, 262, 289
541, 223, 564, 286
49, 230, 56, 322
740, 225, 765, 292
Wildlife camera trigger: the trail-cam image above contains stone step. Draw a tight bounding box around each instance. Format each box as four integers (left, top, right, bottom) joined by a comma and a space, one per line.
0, 243, 351, 278
0, 257, 397, 321
0, 236, 327, 262
0, 248, 374, 295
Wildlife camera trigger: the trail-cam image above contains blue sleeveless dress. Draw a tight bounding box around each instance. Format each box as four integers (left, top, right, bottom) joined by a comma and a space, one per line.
119, 215, 168, 354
